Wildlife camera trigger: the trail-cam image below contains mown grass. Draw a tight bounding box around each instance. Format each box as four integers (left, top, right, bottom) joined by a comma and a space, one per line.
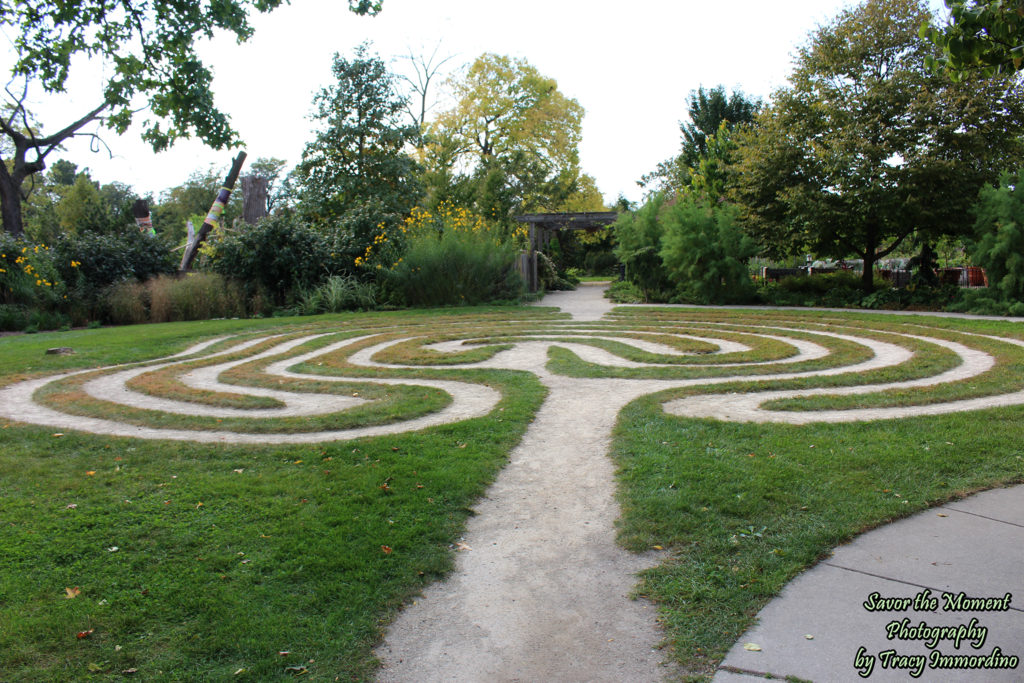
0, 306, 554, 681
607, 307, 1024, 679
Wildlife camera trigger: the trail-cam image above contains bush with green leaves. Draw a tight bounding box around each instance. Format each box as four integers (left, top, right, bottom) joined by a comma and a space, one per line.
209, 214, 340, 304
297, 275, 378, 314
0, 234, 65, 310
971, 169, 1024, 303
384, 211, 523, 307
614, 192, 673, 301
660, 199, 758, 304
53, 229, 175, 303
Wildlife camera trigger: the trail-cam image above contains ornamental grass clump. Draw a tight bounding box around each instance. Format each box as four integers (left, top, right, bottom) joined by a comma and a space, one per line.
381, 203, 525, 307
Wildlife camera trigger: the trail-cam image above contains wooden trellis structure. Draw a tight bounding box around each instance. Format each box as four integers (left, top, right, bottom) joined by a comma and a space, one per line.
513, 212, 618, 292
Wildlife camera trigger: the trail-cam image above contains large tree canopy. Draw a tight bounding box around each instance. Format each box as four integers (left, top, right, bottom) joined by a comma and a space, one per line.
732, 0, 1024, 290
0, 0, 382, 237
641, 86, 760, 194
424, 54, 587, 216
923, 0, 1024, 79
292, 44, 422, 228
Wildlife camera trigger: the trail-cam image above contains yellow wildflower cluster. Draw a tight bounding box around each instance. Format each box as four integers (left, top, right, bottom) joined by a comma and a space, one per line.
354, 224, 391, 268
402, 202, 505, 240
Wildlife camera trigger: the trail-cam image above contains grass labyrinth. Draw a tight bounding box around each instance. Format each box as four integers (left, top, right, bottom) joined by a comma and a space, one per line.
1, 305, 1023, 680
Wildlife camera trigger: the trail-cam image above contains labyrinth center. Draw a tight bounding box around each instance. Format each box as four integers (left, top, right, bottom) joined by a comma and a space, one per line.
3, 310, 1024, 439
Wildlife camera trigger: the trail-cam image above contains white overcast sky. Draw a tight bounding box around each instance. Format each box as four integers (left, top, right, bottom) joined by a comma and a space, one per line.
3, 0, 949, 205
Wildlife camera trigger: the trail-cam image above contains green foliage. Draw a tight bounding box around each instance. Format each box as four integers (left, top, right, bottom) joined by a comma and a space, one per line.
21, 167, 141, 243
660, 200, 758, 304
294, 44, 422, 229
297, 275, 379, 314
923, 0, 1024, 79
642, 86, 760, 193
613, 193, 673, 301
53, 229, 176, 307
423, 53, 588, 221
971, 169, 1024, 302
208, 214, 337, 304
2, 0, 379, 152
0, 235, 63, 308
385, 223, 523, 307
147, 273, 247, 323
733, 0, 1024, 291
604, 279, 646, 303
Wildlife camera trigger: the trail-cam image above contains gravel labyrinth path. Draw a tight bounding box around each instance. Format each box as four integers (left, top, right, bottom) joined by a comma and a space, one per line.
3, 293, 1024, 681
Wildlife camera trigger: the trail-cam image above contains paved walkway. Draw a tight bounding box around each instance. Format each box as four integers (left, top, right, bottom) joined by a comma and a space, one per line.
541, 285, 1024, 682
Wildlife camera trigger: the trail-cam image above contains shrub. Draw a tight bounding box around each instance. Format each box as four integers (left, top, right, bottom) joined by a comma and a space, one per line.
0, 236, 66, 312
297, 275, 378, 314
605, 280, 645, 303
660, 199, 758, 304
209, 214, 335, 304
54, 229, 175, 295
384, 206, 523, 307
148, 273, 246, 322
971, 169, 1024, 304
614, 193, 673, 301
103, 280, 149, 325
583, 250, 618, 276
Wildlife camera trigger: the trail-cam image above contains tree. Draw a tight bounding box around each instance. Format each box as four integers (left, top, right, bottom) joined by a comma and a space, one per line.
641, 86, 760, 193
395, 44, 457, 130
660, 199, 758, 304
0, 0, 381, 238
971, 168, 1024, 303
732, 0, 1024, 291
923, 0, 1024, 80
425, 54, 586, 217
293, 44, 422, 228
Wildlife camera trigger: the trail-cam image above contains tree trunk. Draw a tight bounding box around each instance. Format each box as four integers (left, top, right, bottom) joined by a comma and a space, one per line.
240, 175, 269, 224
0, 164, 25, 238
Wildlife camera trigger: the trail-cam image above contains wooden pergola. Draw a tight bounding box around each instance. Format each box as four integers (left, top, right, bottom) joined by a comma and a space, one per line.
513, 212, 618, 292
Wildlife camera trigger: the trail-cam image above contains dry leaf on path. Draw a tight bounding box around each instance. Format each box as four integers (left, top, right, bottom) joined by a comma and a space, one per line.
743, 643, 762, 652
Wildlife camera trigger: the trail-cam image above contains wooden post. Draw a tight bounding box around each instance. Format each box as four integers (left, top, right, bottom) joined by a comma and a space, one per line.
180, 151, 247, 272
240, 174, 269, 225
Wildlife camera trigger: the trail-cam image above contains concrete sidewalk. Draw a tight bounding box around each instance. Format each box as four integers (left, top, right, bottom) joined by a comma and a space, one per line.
714, 485, 1024, 682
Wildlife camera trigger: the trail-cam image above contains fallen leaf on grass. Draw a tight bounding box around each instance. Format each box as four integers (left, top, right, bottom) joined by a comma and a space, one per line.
278, 651, 291, 656
743, 643, 762, 652
52, 433, 64, 437
65, 503, 77, 509
381, 545, 393, 555
64, 587, 81, 599
107, 546, 119, 552
233, 468, 244, 474
122, 668, 138, 675
85, 471, 96, 476
284, 665, 308, 675
76, 628, 95, 639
